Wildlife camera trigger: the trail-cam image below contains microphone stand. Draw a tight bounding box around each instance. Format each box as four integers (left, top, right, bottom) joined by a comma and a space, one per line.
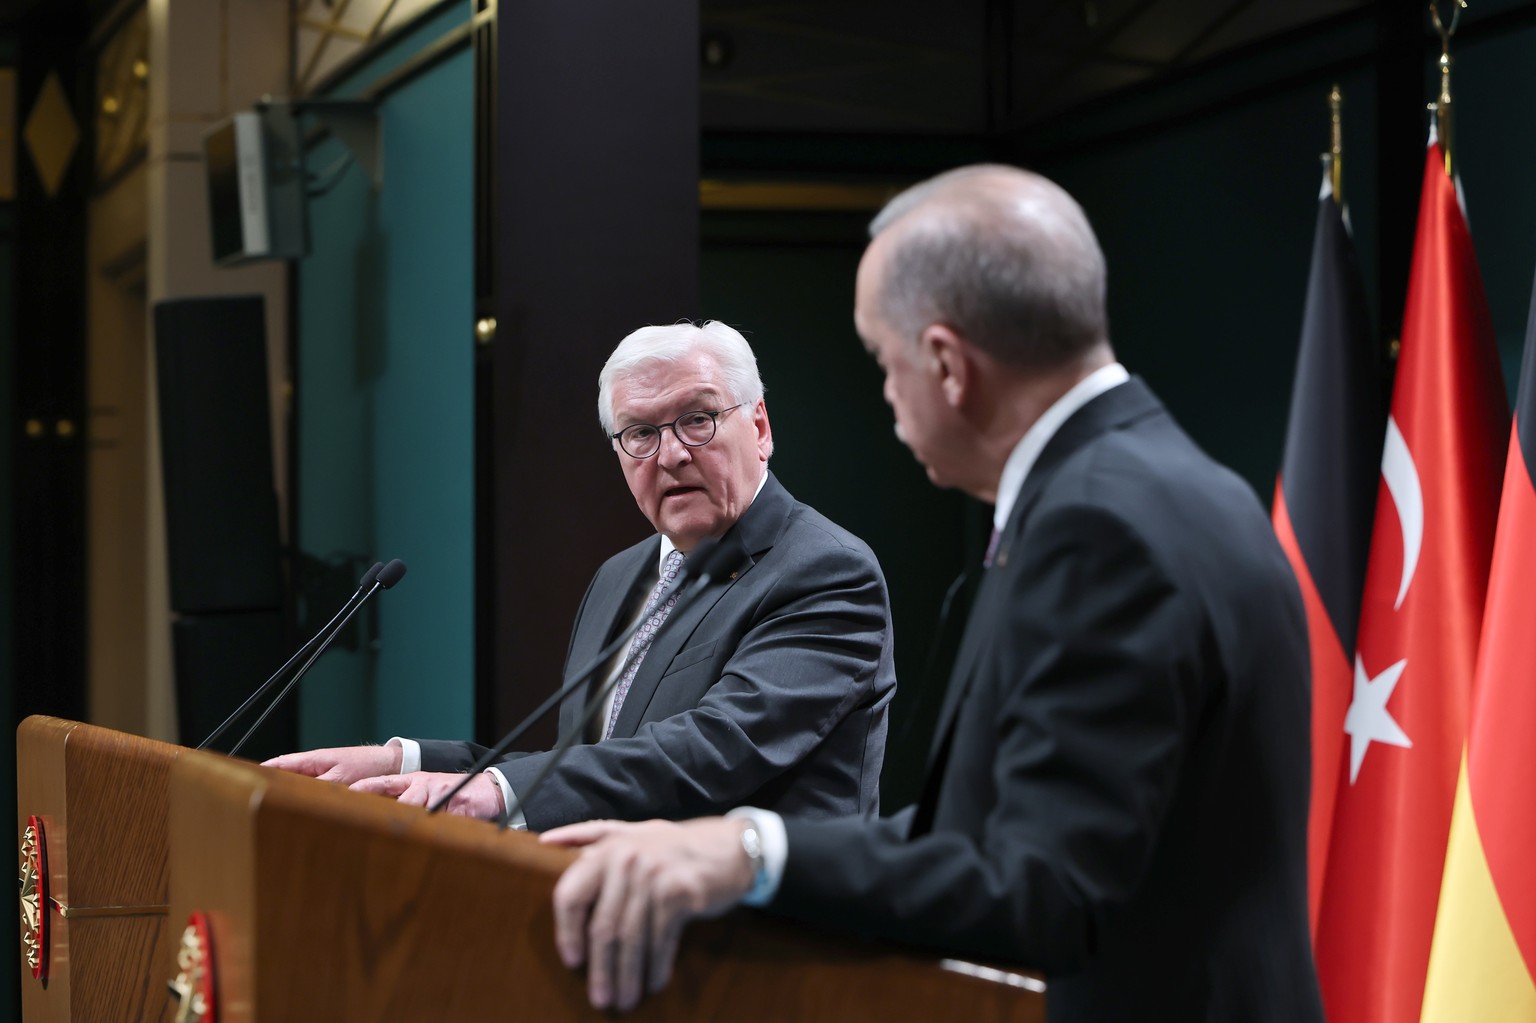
226, 558, 407, 758
493, 539, 747, 828
426, 538, 742, 816
198, 561, 383, 751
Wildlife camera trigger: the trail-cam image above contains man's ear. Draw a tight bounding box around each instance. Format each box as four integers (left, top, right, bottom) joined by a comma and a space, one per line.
751, 399, 774, 460
920, 324, 971, 409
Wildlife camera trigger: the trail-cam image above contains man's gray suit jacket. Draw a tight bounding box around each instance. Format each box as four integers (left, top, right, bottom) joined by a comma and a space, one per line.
418, 473, 896, 832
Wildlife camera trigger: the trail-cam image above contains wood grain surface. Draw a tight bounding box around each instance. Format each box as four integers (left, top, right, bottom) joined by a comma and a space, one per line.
169, 750, 1043, 1022
16, 715, 178, 1023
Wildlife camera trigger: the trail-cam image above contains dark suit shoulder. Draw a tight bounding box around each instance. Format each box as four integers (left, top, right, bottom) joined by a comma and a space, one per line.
581, 535, 659, 597
1032, 414, 1276, 571
781, 498, 883, 561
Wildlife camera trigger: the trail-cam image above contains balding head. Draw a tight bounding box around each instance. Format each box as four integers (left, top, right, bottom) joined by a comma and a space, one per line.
867, 164, 1109, 371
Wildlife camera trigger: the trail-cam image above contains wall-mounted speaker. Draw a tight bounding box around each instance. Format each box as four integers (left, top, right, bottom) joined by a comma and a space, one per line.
153, 295, 282, 615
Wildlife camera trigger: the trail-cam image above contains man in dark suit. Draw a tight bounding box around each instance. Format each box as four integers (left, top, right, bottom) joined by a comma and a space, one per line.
544, 165, 1324, 1022
266, 321, 895, 830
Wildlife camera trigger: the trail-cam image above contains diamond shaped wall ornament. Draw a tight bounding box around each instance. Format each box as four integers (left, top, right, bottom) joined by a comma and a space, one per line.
23, 71, 80, 197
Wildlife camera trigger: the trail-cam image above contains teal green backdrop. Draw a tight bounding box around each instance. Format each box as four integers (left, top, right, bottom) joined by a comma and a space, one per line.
296, 3, 475, 748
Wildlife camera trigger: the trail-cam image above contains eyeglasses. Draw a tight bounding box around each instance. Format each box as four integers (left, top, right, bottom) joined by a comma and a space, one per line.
611, 404, 744, 459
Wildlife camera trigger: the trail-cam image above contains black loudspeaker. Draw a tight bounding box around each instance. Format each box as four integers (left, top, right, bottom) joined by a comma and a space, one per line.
153, 295, 282, 614
172, 610, 292, 757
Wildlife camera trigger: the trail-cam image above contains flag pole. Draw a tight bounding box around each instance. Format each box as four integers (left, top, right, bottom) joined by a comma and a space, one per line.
1329, 84, 1343, 204
1429, 0, 1467, 176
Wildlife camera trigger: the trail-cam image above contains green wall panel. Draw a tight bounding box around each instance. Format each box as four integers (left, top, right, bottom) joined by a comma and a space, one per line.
297, 15, 474, 747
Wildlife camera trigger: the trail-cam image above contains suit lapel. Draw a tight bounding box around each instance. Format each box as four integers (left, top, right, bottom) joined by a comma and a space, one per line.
916, 379, 1165, 813
988, 377, 1162, 575
607, 472, 792, 737
925, 566, 1007, 771
557, 540, 658, 737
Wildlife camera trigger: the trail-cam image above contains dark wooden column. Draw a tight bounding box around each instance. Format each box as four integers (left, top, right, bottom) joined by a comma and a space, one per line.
4, 14, 90, 1017
486, 1, 699, 747
9, 18, 89, 729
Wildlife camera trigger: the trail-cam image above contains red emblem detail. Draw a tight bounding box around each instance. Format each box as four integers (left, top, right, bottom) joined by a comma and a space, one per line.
19, 815, 49, 982
169, 910, 217, 1023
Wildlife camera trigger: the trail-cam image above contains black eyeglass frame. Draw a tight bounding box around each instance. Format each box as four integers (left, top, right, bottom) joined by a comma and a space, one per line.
609, 403, 745, 459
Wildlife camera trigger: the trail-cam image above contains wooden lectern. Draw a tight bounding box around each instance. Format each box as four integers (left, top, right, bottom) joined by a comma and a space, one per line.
17, 718, 1044, 1021
167, 750, 1043, 1021
15, 715, 180, 1022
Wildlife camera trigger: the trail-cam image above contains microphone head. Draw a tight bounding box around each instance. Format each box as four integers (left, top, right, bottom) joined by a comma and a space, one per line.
358, 561, 385, 588
377, 559, 408, 589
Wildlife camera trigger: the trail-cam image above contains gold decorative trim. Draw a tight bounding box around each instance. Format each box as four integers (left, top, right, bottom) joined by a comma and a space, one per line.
93, 5, 149, 187
297, 0, 469, 96
19, 816, 49, 981
167, 912, 217, 1023
699, 179, 900, 213
49, 898, 170, 919
22, 71, 80, 198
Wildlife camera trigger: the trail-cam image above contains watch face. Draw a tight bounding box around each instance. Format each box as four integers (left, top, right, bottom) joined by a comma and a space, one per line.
740, 825, 763, 862
738, 822, 774, 905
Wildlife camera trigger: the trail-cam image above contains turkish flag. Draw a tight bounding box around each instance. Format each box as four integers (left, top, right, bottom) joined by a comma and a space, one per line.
1271, 162, 1384, 937
1314, 142, 1509, 1022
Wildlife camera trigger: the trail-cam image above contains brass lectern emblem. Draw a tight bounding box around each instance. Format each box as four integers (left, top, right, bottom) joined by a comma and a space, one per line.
18, 816, 49, 981
167, 911, 217, 1023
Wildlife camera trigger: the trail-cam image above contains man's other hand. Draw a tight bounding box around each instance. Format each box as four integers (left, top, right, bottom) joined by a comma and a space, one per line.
262, 742, 402, 784
542, 817, 755, 1012
349, 771, 505, 819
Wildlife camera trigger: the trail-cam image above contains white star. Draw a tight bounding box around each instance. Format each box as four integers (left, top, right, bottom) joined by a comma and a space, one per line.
1345, 656, 1413, 783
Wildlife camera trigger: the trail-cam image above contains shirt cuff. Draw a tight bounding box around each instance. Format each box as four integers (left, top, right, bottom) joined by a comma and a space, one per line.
390, 737, 422, 774
487, 767, 526, 830
726, 806, 786, 907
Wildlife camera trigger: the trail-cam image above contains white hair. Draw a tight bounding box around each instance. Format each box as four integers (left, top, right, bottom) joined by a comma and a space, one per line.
597, 320, 766, 433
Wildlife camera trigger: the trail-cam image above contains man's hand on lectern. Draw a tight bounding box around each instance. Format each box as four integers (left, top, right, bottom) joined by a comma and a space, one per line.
542, 817, 755, 1012
262, 741, 403, 785
349, 771, 504, 818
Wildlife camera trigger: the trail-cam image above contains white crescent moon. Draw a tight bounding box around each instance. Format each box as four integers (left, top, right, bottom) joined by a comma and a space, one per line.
1380, 416, 1424, 610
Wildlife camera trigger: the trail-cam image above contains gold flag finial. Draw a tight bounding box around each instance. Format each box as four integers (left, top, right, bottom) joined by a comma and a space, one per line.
1429, 0, 1467, 175
1329, 84, 1343, 203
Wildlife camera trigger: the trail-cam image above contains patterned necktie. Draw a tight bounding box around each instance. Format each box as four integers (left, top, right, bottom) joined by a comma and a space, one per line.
604, 549, 686, 739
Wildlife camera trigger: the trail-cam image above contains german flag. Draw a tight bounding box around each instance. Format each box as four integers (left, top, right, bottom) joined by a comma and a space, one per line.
1270, 158, 1383, 936
1420, 264, 1536, 1021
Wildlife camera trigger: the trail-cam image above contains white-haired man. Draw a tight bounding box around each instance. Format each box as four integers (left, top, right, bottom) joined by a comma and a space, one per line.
542, 167, 1323, 1022
268, 321, 896, 830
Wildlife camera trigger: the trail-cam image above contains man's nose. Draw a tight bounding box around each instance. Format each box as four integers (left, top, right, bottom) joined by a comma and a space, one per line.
656, 427, 692, 468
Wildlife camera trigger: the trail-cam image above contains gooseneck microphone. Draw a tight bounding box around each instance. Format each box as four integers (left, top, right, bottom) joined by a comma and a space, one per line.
201, 559, 407, 757
226, 558, 407, 758
425, 537, 744, 817
494, 538, 747, 828
198, 561, 384, 751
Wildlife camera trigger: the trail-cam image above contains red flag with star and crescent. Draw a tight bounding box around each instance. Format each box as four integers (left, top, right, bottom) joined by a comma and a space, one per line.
1313, 140, 1509, 1023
